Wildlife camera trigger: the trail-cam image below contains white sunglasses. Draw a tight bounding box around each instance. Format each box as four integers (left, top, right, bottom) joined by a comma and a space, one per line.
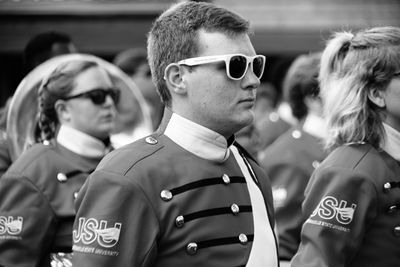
176, 54, 266, 80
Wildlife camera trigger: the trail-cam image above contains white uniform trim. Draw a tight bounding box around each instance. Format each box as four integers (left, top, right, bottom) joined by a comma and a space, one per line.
230, 146, 278, 267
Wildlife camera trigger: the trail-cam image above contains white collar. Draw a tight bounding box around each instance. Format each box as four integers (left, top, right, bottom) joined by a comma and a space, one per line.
302, 113, 327, 139
164, 113, 230, 163
382, 123, 400, 161
56, 125, 109, 158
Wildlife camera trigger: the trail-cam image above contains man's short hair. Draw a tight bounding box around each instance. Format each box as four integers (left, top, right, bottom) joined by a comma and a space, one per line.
147, 1, 250, 107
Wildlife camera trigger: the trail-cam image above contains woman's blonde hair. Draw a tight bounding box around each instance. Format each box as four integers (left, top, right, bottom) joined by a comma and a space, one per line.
319, 26, 400, 150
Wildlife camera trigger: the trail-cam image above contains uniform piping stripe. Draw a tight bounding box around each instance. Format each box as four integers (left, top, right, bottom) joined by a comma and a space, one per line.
65, 169, 95, 179
195, 234, 254, 250
238, 150, 259, 184
170, 176, 246, 196
386, 181, 400, 189
183, 205, 252, 222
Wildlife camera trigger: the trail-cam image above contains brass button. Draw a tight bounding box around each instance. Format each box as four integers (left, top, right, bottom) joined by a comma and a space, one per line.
393, 226, 400, 236
186, 242, 198, 255
388, 205, 398, 214
73, 191, 79, 199
43, 140, 50, 146
222, 174, 230, 184
175, 215, 185, 228
160, 190, 173, 201
292, 130, 302, 139
231, 204, 240, 215
57, 173, 67, 183
312, 161, 320, 169
269, 112, 279, 122
238, 233, 248, 245
383, 182, 392, 193
145, 136, 158, 145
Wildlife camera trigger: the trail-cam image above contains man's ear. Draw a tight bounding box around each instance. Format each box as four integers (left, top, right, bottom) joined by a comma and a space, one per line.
367, 88, 385, 108
164, 63, 187, 95
54, 99, 71, 123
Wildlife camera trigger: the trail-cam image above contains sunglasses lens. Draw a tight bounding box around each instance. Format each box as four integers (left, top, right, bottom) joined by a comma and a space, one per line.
87, 88, 120, 105
252, 56, 265, 79
109, 89, 120, 104
229, 55, 248, 79
88, 90, 107, 105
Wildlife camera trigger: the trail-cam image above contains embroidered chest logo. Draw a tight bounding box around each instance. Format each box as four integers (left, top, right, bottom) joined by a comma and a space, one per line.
73, 217, 121, 257
0, 216, 23, 240
306, 196, 357, 232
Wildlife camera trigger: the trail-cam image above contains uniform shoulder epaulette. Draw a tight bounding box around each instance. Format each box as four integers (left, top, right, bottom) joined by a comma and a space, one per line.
8, 142, 54, 169
97, 134, 164, 175
324, 143, 375, 171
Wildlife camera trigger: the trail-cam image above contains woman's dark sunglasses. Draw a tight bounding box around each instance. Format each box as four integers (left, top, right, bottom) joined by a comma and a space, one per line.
62, 88, 120, 105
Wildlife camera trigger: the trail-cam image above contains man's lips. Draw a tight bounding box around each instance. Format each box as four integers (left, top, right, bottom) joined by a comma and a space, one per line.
239, 97, 255, 104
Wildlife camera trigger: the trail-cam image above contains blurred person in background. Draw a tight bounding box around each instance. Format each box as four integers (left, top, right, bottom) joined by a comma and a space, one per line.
258, 52, 327, 266
0, 31, 78, 178
256, 80, 298, 150
253, 81, 279, 129
72, 1, 278, 266
292, 26, 400, 267
0, 59, 117, 267
23, 30, 78, 75
113, 47, 164, 131
238, 82, 279, 159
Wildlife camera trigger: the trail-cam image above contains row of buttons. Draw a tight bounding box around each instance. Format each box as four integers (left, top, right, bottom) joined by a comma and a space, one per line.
383, 182, 400, 192
159, 173, 251, 255
383, 182, 400, 236
160, 174, 234, 202
186, 233, 249, 255
175, 204, 241, 228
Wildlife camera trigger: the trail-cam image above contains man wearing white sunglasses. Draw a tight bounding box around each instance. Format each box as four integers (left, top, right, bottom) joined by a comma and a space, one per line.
73, 2, 278, 267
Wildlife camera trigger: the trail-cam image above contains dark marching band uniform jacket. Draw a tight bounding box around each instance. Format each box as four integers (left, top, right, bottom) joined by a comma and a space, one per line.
257, 103, 296, 150
0, 125, 109, 267
72, 113, 279, 267
259, 114, 327, 260
291, 123, 400, 267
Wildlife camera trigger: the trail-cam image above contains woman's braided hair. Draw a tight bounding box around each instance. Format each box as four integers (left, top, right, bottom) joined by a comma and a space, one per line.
37, 60, 99, 142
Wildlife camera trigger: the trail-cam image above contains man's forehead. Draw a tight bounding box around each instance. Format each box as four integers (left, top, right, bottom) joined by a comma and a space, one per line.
196, 30, 254, 55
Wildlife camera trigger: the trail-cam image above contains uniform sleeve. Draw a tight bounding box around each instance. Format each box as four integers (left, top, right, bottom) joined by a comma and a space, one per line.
72, 169, 160, 267
0, 174, 56, 267
290, 165, 377, 267
270, 163, 309, 260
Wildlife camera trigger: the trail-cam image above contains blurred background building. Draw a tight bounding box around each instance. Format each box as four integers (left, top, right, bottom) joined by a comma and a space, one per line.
1, 0, 400, 107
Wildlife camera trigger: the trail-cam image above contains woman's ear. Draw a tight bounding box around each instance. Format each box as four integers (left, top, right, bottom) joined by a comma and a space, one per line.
367, 88, 386, 108
164, 63, 187, 95
54, 99, 71, 122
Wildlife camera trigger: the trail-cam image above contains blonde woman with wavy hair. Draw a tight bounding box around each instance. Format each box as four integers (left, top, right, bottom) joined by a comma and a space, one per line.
292, 26, 400, 267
